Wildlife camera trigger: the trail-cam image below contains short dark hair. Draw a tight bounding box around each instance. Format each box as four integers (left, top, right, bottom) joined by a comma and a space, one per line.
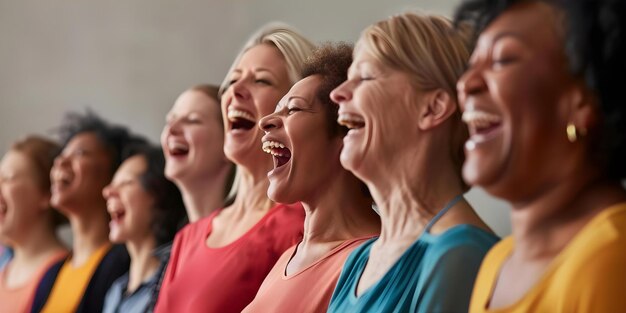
301, 42, 354, 137
58, 110, 148, 174
455, 0, 626, 179
122, 143, 186, 247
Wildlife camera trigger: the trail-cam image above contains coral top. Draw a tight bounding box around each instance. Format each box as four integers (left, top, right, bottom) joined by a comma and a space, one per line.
154, 203, 305, 313
0, 251, 67, 313
470, 203, 626, 313
243, 236, 374, 313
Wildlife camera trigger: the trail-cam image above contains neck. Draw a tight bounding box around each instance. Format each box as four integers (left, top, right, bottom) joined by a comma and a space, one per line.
125, 236, 159, 293
509, 174, 626, 260
227, 167, 274, 214
368, 143, 465, 242
177, 167, 229, 222
67, 202, 111, 266
300, 170, 380, 246
10, 218, 66, 265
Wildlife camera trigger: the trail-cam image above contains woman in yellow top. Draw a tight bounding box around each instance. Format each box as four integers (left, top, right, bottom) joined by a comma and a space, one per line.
455, 0, 626, 312
32, 111, 147, 313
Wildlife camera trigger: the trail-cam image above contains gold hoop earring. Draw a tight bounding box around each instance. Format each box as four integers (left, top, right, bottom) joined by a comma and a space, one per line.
566, 123, 585, 143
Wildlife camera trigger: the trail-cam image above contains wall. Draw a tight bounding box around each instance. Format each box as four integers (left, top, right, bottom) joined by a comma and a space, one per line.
0, 0, 512, 237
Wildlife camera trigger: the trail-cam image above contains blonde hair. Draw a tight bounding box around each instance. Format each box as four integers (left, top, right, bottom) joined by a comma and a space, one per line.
218, 22, 315, 97
359, 12, 472, 189
359, 12, 471, 96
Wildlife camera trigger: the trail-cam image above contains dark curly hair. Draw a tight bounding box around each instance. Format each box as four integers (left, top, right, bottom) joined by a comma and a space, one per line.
58, 110, 148, 175
121, 143, 187, 247
455, 0, 626, 179
301, 42, 354, 137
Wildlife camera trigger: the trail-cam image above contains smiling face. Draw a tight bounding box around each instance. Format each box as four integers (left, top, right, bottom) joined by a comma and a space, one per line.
50, 132, 114, 213
259, 76, 344, 203
161, 89, 227, 184
221, 44, 292, 171
330, 45, 421, 183
457, 2, 577, 199
103, 155, 155, 244
0, 150, 50, 241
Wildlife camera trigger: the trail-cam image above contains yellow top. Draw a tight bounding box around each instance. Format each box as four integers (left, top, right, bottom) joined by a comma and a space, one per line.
470, 202, 626, 313
40, 244, 111, 313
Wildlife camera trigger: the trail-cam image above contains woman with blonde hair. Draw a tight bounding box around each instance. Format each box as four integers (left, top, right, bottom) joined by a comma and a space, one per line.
327, 12, 498, 312
154, 23, 314, 313
0, 136, 68, 313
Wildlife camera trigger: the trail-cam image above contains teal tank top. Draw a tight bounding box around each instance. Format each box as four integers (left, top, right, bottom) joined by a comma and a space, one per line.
327, 196, 499, 313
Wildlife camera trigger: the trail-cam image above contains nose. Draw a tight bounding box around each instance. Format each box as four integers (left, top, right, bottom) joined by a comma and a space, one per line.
259, 111, 282, 132
330, 80, 353, 105
102, 183, 116, 200
457, 66, 487, 105
231, 78, 251, 101
53, 153, 69, 168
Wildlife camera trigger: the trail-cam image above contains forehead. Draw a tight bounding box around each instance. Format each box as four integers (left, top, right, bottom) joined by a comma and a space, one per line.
0, 150, 33, 173
478, 2, 562, 52
288, 76, 322, 100
65, 132, 106, 151
236, 44, 288, 73
277, 75, 322, 109
114, 155, 147, 179
171, 90, 219, 116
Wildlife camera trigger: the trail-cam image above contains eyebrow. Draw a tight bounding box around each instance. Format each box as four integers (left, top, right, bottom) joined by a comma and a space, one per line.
491, 31, 526, 45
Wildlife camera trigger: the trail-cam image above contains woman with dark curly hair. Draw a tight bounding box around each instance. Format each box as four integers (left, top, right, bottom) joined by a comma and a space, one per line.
32, 111, 146, 313
102, 144, 186, 313
243, 43, 380, 313
455, 0, 626, 311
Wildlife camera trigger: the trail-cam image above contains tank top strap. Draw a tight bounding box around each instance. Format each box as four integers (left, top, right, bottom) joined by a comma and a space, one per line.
424, 194, 464, 233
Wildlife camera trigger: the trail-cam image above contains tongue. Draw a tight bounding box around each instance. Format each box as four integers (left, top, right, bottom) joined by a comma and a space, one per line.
273, 148, 291, 168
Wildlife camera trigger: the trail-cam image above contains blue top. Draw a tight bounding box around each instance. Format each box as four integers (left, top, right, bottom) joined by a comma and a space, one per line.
327, 225, 499, 313
102, 264, 163, 313
103, 243, 172, 313
0, 246, 13, 270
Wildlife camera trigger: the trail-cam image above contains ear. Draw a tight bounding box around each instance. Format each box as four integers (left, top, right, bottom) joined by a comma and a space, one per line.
417, 89, 457, 131
565, 82, 598, 133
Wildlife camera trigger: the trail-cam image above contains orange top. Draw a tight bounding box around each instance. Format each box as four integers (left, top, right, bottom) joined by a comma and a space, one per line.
0, 250, 67, 313
40, 244, 111, 313
243, 237, 373, 313
469, 203, 626, 313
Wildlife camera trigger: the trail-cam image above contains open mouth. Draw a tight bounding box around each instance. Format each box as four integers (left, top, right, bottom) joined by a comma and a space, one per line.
337, 113, 365, 130
167, 140, 189, 157
108, 207, 126, 224
228, 108, 256, 131
262, 140, 291, 169
461, 110, 502, 150
51, 170, 73, 191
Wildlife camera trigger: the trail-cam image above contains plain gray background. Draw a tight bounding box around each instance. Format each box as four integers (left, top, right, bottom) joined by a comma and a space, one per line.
0, 0, 512, 237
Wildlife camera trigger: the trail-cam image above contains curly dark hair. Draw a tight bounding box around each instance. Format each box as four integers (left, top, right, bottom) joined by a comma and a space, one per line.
301, 42, 354, 137
58, 110, 148, 175
121, 143, 187, 247
455, 0, 626, 179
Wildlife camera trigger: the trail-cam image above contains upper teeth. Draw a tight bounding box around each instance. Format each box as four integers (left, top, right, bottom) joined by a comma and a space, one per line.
262, 141, 287, 156
227, 108, 255, 122
168, 141, 188, 151
462, 111, 501, 128
337, 113, 364, 129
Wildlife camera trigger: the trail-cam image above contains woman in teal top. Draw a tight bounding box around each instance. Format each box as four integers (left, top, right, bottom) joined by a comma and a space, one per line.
328, 12, 499, 312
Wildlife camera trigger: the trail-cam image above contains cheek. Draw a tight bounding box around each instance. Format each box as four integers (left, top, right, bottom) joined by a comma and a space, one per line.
257, 93, 283, 117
